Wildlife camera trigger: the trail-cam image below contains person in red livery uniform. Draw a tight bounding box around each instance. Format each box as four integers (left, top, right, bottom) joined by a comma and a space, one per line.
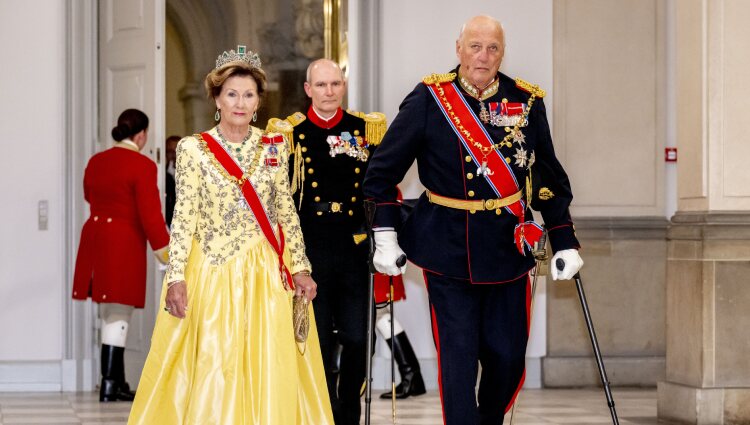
72, 108, 169, 402
364, 16, 584, 425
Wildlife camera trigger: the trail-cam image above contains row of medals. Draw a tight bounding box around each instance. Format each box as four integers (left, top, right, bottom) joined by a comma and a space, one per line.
463, 77, 533, 176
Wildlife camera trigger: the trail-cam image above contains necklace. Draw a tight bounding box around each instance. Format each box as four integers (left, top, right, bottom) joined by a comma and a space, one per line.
216, 126, 253, 162
458, 76, 499, 124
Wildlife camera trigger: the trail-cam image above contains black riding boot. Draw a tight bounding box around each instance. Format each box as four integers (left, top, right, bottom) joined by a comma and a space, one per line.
380, 331, 426, 399
99, 344, 136, 402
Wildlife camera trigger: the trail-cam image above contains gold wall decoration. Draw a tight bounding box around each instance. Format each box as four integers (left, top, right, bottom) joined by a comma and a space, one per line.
324, 0, 348, 77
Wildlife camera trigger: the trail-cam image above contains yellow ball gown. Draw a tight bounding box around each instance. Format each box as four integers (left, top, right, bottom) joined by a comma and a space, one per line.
128, 127, 333, 424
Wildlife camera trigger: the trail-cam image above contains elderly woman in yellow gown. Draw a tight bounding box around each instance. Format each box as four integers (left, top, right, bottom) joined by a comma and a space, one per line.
127, 46, 333, 424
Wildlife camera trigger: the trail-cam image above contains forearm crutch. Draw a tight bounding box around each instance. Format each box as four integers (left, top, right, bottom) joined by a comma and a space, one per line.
555, 259, 620, 425
388, 276, 397, 424
363, 201, 406, 425
363, 201, 377, 425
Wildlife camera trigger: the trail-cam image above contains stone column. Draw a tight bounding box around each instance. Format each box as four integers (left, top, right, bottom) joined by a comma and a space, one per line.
658, 1, 750, 423
179, 81, 212, 134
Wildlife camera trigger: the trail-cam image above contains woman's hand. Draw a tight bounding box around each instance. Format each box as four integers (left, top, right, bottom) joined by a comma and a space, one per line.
164, 281, 188, 319
292, 273, 317, 301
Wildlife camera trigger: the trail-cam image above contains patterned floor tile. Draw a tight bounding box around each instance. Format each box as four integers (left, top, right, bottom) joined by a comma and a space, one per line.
0, 388, 656, 424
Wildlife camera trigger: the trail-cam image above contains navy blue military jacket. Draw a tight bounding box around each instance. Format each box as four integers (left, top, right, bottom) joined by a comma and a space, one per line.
363, 69, 579, 283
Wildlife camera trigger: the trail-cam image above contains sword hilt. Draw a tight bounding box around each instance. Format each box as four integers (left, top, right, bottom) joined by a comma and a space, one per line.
533, 230, 548, 261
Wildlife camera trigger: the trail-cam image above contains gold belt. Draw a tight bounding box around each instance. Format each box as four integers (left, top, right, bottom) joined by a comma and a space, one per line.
426, 189, 523, 211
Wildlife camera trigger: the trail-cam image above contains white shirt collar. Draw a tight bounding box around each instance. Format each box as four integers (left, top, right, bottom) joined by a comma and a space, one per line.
311, 106, 337, 122
120, 139, 140, 151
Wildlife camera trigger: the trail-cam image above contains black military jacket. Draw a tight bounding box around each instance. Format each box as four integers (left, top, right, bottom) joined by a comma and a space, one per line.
279, 106, 377, 238
363, 68, 579, 283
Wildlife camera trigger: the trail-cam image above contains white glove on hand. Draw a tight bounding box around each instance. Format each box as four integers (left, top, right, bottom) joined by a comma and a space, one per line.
550, 249, 584, 280
373, 231, 407, 276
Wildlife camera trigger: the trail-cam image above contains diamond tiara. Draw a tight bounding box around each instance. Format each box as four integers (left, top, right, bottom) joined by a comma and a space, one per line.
215, 45, 262, 70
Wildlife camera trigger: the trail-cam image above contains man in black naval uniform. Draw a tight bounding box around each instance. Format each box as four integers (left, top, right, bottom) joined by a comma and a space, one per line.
268, 58, 386, 425
363, 16, 584, 425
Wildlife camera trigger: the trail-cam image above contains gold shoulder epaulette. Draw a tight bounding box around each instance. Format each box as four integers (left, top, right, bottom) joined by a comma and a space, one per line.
346, 110, 365, 119
266, 117, 295, 153
363, 111, 387, 146
348, 110, 387, 146
287, 111, 306, 126
346, 110, 388, 146
515, 78, 546, 98
422, 72, 457, 85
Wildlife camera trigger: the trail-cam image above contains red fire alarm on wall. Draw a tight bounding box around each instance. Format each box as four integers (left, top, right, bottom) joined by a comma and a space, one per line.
665, 147, 677, 162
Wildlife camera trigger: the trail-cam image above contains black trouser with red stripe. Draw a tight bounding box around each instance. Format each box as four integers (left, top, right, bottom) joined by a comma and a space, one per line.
424, 271, 530, 425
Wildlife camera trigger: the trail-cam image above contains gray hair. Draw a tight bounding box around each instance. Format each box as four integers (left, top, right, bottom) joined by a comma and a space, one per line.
457, 16, 506, 46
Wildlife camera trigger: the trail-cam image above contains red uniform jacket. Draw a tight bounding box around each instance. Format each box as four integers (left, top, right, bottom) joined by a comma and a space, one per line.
72, 144, 169, 308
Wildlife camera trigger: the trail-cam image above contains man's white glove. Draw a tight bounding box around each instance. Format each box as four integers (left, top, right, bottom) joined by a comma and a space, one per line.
550, 249, 584, 280
373, 231, 407, 276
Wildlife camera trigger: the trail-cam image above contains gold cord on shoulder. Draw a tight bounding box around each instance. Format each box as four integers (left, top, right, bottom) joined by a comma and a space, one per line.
291, 142, 305, 208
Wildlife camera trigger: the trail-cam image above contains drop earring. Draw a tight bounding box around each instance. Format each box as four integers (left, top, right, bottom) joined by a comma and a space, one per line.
252, 111, 257, 122
215, 109, 221, 122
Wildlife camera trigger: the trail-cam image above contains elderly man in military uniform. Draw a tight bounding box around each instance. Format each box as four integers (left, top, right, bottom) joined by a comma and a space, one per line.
363, 16, 584, 425
268, 58, 385, 425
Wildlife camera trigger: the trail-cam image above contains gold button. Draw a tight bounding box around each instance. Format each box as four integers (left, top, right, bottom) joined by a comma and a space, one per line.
302, 146, 308, 152
102, 295, 107, 300
354, 182, 360, 188
354, 130, 360, 136
348, 210, 354, 216
331, 202, 342, 213
465, 156, 472, 163
354, 167, 361, 174
470, 210, 476, 214
305, 157, 311, 163
502, 98, 508, 103
93, 216, 99, 221
106, 218, 112, 223
351, 196, 357, 202
314, 196, 321, 202
316, 211, 323, 216
467, 173, 474, 180
506, 157, 511, 164
299, 134, 305, 140
495, 209, 502, 215
468, 190, 475, 197
308, 168, 314, 174
312, 182, 318, 188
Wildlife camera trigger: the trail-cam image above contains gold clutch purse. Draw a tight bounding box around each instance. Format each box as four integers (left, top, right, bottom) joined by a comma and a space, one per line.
292, 295, 309, 353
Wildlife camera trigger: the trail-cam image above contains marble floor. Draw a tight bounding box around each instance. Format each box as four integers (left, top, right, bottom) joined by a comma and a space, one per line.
0, 388, 658, 424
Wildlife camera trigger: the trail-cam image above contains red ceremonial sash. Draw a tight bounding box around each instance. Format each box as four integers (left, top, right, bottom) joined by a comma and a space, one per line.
200, 132, 294, 289
425, 81, 543, 254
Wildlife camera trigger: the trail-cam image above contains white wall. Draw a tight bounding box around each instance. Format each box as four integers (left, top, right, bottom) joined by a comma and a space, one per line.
351, 0, 553, 389
0, 0, 66, 389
